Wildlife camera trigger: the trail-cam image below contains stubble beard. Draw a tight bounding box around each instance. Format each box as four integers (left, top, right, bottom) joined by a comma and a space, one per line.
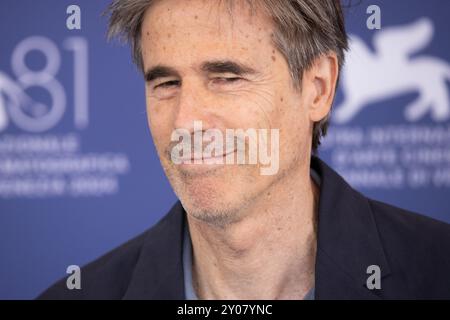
161, 156, 293, 229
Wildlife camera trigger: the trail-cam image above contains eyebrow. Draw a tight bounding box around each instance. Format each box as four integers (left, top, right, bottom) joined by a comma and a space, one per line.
145, 66, 180, 82
200, 60, 259, 76
145, 60, 259, 82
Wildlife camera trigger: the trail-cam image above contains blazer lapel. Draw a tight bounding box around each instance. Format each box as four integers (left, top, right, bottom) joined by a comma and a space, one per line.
312, 156, 391, 299
123, 202, 186, 299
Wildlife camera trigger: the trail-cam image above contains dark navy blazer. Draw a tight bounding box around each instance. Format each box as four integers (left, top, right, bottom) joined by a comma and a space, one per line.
38, 156, 450, 299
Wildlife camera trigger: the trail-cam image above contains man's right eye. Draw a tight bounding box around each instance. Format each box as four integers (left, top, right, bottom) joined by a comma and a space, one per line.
154, 80, 180, 89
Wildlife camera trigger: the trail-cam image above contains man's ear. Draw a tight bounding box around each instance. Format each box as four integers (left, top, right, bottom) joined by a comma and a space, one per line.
306, 52, 339, 123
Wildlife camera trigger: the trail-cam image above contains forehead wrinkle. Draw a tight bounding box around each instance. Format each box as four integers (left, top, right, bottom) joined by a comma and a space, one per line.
141, 0, 278, 78
143, 0, 272, 41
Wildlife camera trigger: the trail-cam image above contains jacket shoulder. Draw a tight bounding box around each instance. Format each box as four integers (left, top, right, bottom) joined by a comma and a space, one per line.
369, 198, 450, 246
37, 229, 148, 300
368, 198, 450, 297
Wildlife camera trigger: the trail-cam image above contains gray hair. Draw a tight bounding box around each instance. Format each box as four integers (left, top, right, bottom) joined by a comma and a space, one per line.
106, 0, 349, 151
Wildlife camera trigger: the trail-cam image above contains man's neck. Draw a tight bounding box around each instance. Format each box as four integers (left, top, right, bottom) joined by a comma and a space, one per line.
187, 163, 319, 300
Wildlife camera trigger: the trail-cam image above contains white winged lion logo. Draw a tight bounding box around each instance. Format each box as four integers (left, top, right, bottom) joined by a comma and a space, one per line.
333, 18, 450, 123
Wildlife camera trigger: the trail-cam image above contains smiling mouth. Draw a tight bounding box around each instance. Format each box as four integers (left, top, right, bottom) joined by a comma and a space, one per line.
180, 149, 237, 163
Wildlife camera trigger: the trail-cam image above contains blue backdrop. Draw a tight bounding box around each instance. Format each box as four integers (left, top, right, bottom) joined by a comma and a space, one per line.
1, 0, 449, 299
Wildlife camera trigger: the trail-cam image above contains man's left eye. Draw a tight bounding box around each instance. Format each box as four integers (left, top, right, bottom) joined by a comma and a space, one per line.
212, 77, 242, 84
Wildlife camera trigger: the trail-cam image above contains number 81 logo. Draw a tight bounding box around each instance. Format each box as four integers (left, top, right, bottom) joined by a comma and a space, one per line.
0, 36, 88, 132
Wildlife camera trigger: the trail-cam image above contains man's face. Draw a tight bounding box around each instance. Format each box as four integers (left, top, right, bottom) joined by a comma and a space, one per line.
141, 0, 313, 224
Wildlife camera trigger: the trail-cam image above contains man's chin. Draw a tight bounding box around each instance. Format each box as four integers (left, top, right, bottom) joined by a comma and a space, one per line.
183, 200, 243, 227
181, 186, 225, 212
165, 164, 258, 226
177, 184, 244, 227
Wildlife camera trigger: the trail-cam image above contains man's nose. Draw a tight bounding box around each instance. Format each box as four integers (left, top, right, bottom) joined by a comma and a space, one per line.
173, 80, 215, 133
